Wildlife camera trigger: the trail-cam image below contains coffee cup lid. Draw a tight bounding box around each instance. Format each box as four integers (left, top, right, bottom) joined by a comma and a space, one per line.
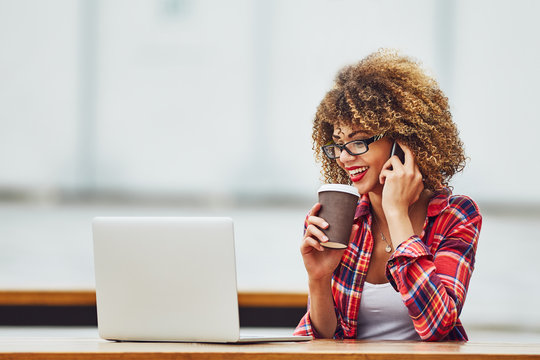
318, 184, 360, 197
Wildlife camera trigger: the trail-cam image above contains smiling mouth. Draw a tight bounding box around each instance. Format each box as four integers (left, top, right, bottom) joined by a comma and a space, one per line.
349, 166, 368, 176
347, 166, 368, 182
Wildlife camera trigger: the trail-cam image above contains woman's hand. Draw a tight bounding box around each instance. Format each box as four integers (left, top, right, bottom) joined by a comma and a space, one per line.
378, 142, 424, 219
300, 203, 358, 282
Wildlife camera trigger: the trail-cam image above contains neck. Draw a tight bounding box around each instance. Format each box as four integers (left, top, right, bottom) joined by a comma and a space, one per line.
368, 189, 387, 227
368, 188, 429, 228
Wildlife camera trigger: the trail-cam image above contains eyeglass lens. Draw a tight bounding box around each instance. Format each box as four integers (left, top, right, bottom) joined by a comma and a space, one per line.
326, 141, 368, 158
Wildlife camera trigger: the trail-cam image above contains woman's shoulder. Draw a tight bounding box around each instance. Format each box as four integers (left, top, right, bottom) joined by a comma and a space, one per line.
428, 191, 482, 244
429, 188, 482, 221
447, 193, 481, 218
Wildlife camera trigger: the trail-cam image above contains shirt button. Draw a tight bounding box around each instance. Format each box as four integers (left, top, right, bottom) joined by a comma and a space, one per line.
388, 260, 394, 267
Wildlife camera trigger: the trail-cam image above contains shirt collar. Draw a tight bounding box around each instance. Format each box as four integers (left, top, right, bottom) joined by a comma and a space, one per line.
354, 194, 372, 220
426, 187, 451, 217
353, 187, 451, 220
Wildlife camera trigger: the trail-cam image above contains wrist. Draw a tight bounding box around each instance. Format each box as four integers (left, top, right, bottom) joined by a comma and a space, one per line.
384, 206, 409, 222
386, 213, 415, 249
308, 275, 333, 292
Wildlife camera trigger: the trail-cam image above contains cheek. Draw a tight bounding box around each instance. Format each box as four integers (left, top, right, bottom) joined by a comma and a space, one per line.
374, 155, 388, 169
368, 145, 392, 169
364, 154, 389, 177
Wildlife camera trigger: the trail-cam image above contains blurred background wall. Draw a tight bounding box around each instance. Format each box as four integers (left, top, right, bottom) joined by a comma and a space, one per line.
1, 0, 539, 341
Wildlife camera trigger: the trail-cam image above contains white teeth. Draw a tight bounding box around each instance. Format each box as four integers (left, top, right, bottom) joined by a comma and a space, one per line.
349, 167, 368, 176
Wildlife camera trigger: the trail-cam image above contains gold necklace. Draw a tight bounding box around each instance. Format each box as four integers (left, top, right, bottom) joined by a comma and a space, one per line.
380, 231, 393, 253
372, 216, 393, 253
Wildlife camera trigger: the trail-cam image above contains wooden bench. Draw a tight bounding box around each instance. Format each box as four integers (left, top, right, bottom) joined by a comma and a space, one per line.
0, 290, 308, 327
0, 290, 308, 307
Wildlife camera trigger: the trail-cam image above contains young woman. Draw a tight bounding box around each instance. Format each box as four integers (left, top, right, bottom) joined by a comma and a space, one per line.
294, 50, 482, 341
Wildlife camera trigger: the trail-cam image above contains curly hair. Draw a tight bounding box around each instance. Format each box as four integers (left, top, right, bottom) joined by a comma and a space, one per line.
313, 49, 466, 191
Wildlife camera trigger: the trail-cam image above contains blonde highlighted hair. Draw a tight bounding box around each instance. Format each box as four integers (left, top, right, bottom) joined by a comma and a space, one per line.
313, 49, 466, 191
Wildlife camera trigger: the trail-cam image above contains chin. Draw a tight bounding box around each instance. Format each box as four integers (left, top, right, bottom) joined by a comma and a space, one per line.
350, 181, 370, 195
351, 177, 379, 195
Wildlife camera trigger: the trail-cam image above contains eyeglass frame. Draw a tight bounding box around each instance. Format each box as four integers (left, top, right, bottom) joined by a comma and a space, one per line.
321, 133, 385, 159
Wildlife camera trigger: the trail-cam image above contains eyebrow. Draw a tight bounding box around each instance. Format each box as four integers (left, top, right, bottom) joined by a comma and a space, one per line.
332, 130, 369, 140
348, 130, 369, 139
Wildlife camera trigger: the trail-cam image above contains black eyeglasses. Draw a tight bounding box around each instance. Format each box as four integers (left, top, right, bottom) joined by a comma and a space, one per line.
321, 134, 384, 159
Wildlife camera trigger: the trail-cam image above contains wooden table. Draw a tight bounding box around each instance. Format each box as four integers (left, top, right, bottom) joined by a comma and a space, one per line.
0, 337, 539, 360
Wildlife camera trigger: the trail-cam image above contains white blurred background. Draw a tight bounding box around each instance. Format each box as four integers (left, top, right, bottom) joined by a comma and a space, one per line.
1, 0, 539, 341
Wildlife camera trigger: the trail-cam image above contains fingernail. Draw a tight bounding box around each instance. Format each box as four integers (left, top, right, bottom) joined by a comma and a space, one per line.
322, 236, 329, 242
322, 222, 329, 228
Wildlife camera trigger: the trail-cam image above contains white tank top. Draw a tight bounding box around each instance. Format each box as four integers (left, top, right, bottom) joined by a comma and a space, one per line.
356, 282, 421, 340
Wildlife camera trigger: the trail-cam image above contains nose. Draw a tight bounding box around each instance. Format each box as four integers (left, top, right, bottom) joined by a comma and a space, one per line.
339, 147, 356, 163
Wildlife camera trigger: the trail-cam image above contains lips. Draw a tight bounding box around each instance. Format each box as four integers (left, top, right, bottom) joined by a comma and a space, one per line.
346, 166, 368, 182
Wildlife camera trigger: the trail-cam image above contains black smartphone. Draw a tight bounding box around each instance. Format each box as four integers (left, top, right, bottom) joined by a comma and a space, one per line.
390, 142, 405, 164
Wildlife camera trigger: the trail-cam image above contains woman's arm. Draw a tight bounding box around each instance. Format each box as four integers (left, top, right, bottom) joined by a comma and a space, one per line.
387, 197, 481, 340
294, 204, 357, 338
379, 144, 481, 340
303, 276, 338, 338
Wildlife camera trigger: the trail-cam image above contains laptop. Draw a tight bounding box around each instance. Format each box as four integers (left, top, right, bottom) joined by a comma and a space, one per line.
92, 216, 311, 343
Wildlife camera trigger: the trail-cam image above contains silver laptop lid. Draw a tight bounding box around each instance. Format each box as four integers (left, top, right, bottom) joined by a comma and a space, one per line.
93, 217, 240, 342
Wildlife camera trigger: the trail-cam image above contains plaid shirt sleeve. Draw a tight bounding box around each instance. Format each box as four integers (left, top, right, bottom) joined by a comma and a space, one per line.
386, 195, 482, 341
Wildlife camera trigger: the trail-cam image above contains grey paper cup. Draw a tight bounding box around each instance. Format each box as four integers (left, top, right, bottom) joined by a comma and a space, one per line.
317, 184, 360, 249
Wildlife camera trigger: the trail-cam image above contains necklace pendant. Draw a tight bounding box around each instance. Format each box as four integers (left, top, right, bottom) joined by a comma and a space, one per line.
385, 244, 392, 253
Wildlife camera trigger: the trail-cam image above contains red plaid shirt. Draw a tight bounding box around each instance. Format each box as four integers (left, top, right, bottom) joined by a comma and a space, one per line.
294, 188, 482, 341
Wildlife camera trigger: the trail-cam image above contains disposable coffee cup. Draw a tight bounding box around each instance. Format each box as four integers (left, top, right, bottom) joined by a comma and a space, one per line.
317, 184, 360, 249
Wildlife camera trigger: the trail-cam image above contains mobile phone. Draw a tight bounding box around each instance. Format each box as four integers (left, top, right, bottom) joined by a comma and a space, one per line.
390, 142, 405, 164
